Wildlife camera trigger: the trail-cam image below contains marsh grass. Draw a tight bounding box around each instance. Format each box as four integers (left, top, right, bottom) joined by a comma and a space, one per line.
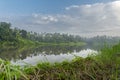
23, 57, 119, 80
0, 59, 28, 80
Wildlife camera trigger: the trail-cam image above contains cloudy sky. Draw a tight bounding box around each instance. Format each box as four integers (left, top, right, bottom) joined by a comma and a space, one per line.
0, 0, 120, 37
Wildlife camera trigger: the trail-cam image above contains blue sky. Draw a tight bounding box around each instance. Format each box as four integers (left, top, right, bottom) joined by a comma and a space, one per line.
0, 0, 120, 37
0, 0, 113, 15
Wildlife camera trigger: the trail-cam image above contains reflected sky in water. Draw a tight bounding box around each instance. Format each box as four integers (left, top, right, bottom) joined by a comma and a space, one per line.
0, 45, 99, 66
11, 49, 97, 66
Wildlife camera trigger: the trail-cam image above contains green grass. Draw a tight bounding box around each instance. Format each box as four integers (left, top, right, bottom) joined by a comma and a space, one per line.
0, 37, 36, 49
37, 42, 86, 46
24, 56, 119, 80
0, 37, 86, 49
0, 43, 120, 80
0, 59, 28, 80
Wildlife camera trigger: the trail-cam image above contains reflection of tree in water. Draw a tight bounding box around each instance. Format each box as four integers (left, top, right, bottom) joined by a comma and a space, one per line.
34, 46, 84, 55
0, 47, 35, 61
18, 45, 85, 60
0, 45, 85, 61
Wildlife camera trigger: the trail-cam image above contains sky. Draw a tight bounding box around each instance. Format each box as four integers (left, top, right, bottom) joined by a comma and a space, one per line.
0, 0, 120, 37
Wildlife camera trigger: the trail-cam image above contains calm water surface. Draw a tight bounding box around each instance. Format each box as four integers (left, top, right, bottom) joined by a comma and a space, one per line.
0, 45, 98, 65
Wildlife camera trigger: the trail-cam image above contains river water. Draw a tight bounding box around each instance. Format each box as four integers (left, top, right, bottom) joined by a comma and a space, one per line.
0, 45, 98, 66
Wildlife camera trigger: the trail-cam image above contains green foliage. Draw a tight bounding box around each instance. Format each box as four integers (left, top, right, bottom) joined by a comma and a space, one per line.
0, 22, 16, 41
27, 32, 83, 43
0, 22, 84, 47
0, 59, 28, 80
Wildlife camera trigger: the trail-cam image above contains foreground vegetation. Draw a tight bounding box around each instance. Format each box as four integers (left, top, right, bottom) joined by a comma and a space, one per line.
0, 42, 120, 80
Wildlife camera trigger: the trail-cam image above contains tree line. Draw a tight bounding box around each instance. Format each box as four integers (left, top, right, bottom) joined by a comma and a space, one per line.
1, 22, 119, 46
0, 22, 83, 43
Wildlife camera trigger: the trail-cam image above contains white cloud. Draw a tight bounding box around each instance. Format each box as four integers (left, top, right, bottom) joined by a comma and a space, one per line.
63, 1, 120, 36
31, 14, 58, 24
2, 1, 120, 37
65, 5, 80, 10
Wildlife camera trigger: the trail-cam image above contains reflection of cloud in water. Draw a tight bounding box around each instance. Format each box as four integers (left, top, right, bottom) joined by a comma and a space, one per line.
11, 49, 98, 66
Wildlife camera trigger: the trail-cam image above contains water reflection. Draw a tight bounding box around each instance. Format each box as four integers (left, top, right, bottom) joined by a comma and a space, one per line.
12, 49, 97, 66
0, 45, 98, 66
0, 45, 86, 61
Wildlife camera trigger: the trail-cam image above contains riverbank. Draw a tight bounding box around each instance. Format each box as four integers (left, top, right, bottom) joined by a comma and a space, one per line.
0, 37, 86, 49
0, 43, 120, 80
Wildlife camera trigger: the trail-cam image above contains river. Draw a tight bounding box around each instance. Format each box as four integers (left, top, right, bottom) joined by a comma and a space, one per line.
0, 45, 98, 66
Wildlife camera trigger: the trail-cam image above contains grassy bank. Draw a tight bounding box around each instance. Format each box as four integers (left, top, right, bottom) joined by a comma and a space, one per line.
23, 57, 118, 80
37, 42, 86, 46
0, 43, 120, 80
0, 37, 86, 49
0, 38, 37, 49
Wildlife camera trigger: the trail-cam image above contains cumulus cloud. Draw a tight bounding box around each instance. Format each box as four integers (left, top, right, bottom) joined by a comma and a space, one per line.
64, 1, 120, 36
31, 14, 58, 24
1, 1, 120, 37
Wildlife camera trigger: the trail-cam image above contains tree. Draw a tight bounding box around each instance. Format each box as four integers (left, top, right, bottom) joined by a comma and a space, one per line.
20, 30, 27, 38
0, 22, 12, 41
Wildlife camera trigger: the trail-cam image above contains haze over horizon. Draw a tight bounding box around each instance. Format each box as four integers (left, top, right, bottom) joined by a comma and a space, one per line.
0, 0, 120, 37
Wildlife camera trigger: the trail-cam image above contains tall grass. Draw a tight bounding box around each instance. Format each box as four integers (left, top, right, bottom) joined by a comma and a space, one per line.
94, 43, 120, 79
0, 59, 28, 80
24, 56, 119, 80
